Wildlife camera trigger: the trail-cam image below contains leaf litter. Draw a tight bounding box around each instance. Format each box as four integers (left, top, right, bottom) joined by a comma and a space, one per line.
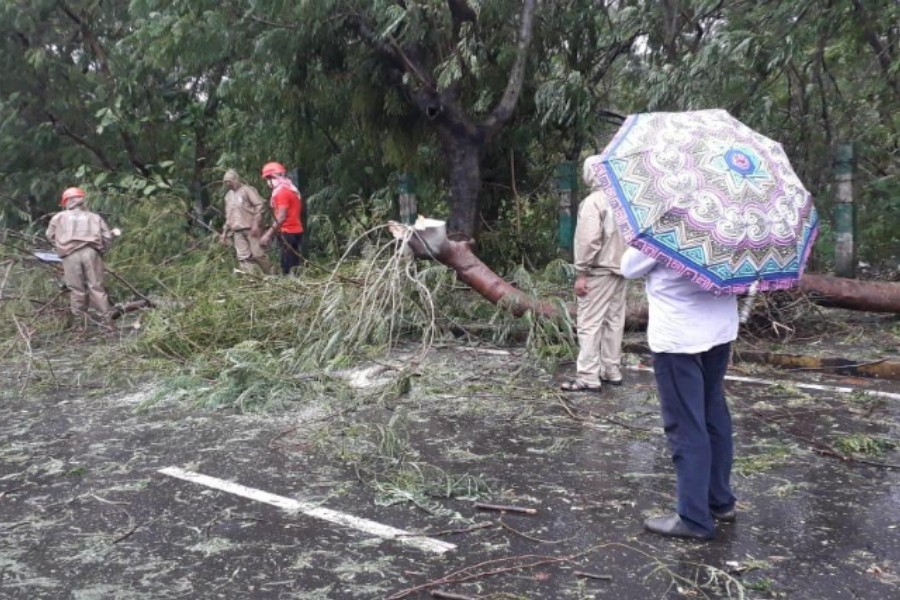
1, 234, 899, 598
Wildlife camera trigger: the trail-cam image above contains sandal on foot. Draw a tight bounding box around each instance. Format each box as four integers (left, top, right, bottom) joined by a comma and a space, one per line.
560, 380, 601, 392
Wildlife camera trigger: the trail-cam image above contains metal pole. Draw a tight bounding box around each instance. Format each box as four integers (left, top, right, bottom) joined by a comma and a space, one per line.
554, 161, 577, 257
397, 173, 417, 225
833, 143, 856, 278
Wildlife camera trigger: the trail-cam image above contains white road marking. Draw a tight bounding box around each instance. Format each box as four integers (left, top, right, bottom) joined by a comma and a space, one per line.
158, 467, 455, 554
627, 365, 900, 401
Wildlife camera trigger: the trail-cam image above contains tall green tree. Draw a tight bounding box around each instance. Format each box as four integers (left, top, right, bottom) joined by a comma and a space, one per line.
244, 0, 539, 239
2, 0, 898, 265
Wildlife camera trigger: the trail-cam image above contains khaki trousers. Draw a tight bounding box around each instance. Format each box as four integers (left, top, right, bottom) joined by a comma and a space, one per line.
233, 230, 274, 275
575, 273, 626, 385
62, 246, 111, 317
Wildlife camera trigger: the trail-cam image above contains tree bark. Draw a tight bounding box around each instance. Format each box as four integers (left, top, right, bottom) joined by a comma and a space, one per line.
348, 0, 537, 239
439, 132, 483, 238
391, 218, 558, 318
800, 273, 900, 313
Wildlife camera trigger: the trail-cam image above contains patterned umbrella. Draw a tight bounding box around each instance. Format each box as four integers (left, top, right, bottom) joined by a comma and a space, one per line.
591, 109, 818, 294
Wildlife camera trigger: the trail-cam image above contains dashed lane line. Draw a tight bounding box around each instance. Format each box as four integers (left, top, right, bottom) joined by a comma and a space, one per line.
158, 466, 456, 554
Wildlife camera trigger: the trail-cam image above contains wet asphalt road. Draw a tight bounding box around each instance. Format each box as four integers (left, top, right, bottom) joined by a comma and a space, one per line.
1, 345, 899, 599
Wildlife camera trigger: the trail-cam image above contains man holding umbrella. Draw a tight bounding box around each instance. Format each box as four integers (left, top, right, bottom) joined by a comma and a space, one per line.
622, 247, 738, 539
598, 109, 819, 539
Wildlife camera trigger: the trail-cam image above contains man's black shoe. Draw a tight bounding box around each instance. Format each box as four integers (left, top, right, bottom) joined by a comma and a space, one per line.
712, 508, 737, 522
644, 513, 714, 540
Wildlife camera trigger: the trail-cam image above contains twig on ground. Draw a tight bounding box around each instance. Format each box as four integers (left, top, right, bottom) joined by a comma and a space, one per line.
474, 502, 537, 515
44, 357, 60, 388
431, 590, 479, 600
112, 510, 138, 544
105, 267, 153, 306
12, 315, 33, 356
499, 519, 569, 544
557, 396, 654, 432
386, 547, 605, 600
396, 521, 495, 538
810, 446, 900, 470
574, 570, 613, 581
89, 493, 130, 506
112, 524, 139, 544
267, 425, 301, 449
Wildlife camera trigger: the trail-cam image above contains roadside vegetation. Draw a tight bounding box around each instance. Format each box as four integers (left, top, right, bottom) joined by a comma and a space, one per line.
2, 2, 899, 597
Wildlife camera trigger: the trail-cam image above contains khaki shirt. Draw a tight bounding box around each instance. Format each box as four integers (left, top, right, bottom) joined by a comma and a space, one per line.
224, 184, 265, 231
46, 207, 113, 258
574, 189, 626, 276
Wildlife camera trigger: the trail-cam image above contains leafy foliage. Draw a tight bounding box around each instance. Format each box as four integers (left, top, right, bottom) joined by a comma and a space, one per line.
3, 0, 898, 267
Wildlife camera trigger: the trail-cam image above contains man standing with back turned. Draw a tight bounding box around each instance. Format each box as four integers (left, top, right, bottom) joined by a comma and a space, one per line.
561, 155, 628, 392
621, 245, 739, 540
220, 168, 274, 275
46, 187, 117, 328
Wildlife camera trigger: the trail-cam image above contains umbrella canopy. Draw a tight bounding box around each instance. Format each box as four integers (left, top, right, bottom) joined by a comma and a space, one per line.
592, 109, 818, 294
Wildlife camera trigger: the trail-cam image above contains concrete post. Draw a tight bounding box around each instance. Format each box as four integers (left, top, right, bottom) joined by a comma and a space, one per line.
554, 161, 577, 257
834, 143, 856, 278
397, 173, 417, 225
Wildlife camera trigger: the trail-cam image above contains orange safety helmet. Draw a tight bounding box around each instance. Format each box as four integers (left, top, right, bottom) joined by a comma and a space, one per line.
260, 161, 287, 178
60, 187, 86, 207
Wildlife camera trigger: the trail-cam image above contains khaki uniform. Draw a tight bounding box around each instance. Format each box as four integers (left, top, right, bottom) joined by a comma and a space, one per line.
573, 188, 627, 385
46, 207, 114, 319
224, 183, 273, 274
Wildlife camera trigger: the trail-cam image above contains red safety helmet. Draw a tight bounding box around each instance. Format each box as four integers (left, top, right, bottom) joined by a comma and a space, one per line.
261, 161, 287, 178
61, 187, 86, 207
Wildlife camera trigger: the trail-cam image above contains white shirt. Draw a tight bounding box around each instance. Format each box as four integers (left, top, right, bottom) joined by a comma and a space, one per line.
621, 247, 738, 354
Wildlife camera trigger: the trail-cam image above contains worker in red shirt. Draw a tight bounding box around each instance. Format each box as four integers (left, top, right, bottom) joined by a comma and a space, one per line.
259, 161, 303, 275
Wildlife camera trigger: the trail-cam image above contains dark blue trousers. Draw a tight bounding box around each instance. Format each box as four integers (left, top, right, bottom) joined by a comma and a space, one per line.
279, 232, 303, 275
652, 342, 736, 535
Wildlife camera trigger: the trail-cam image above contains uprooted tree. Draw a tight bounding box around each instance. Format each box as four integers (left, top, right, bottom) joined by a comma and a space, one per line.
390, 218, 900, 320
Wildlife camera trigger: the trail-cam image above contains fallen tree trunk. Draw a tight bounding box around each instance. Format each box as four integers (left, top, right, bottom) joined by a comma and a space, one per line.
390, 218, 900, 322
390, 219, 648, 325
799, 273, 900, 313
391, 218, 559, 318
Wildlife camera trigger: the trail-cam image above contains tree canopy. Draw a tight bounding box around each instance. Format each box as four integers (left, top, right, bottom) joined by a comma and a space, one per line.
2, 0, 898, 269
